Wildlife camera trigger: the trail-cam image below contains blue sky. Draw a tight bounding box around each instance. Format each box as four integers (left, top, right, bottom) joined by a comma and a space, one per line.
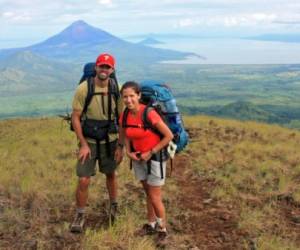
1, 0, 300, 48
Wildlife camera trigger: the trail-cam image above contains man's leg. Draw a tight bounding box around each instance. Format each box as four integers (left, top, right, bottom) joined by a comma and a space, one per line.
76, 177, 91, 208
106, 172, 117, 203
106, 171, 118, 223
71, 142, 96, 233
71, 177, 91, 232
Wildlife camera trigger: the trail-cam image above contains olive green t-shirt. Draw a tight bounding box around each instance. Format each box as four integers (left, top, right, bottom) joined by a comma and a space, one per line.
72, 80, 123, 143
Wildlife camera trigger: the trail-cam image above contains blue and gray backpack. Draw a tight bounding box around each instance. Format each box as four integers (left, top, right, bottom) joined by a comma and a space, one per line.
122, 80, 189, 178
139, 80, 189, 153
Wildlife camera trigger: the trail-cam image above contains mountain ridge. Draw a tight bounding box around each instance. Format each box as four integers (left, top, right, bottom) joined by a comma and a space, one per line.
0, 20, 200, 64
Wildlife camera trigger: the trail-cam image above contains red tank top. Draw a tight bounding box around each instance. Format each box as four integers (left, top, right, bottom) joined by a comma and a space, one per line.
119, 104, 162, 153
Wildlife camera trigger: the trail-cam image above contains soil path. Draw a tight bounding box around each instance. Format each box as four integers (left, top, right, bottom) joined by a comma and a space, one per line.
166, 153, 247, 250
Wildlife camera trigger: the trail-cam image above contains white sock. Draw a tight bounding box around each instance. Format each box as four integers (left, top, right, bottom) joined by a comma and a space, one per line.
156, 217, 163, 227
76, 207, 85, 214
149, 221, 156, 228
156, 217, 167, 232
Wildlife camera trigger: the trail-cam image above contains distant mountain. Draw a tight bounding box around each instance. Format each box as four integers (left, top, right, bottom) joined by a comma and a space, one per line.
0, 20, 200, 65
245, 33, 300, 43
137, 38, 164, 46
0, 50, 79, 96
214, 101, 281, 123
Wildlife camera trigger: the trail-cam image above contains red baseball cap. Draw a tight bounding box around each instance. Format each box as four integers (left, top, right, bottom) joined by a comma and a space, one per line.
95, 53, 115, 68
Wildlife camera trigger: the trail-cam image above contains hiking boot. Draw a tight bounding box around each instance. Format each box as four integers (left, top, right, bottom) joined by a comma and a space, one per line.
109, 202, 118, 224
70, 213, 85, 233
135, 223, 157, 236
156, 230, 169, 247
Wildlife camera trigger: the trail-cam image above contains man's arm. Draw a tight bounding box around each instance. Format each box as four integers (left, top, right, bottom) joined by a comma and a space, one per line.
114, 126, 125, 164
72, 109, 91, 164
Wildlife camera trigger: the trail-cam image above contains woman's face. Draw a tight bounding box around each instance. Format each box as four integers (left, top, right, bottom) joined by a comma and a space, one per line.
122, 87, 140, 110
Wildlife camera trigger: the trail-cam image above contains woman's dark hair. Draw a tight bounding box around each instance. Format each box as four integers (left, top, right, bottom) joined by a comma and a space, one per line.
120, 81, 140, 95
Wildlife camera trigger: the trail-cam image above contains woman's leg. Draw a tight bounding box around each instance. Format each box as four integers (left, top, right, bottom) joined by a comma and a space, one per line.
147, 185, 166, 229
141, 180, 157, 223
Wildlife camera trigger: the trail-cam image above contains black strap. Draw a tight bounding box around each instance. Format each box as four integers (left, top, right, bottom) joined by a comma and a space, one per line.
82, 77, 119, 118
82, 77, 95, 115
105, 135, 111, 157
108, 80, 112, 123
142, 105, 162, 136
146, 152, 164, 179
129, 142, 134, 170
110, 78, 120, 125
147, 161, 151, 175
96, 140, 101, 166
160, 150, 164, 179
122, 107, 152, 129
169, 158, 173, 177
122, 108, 130, 128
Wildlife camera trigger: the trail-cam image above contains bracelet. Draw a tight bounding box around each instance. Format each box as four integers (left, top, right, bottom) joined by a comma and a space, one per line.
117, 142, 124, 148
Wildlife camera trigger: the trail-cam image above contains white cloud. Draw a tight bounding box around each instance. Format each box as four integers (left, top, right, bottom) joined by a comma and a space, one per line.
2, 10, 32, 22
176, 18, 197, 28
1, 0, 300, 47
97, 0, 114, 8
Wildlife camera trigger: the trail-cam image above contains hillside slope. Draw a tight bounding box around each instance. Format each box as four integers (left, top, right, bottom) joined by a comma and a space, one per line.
1, 116, 300, 249
0, 51, 79, 96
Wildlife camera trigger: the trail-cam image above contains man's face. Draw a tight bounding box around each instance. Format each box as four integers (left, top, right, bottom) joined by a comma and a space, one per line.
95, 64, 114, 80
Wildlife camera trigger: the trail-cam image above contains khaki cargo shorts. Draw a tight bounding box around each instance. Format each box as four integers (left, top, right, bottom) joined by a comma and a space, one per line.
76, 140, 117, 177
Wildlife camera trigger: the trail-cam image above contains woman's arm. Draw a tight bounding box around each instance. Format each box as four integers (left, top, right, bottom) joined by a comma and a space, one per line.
124, 131, 140, 161
140, 120, 173, 161
152, 121, 174, 154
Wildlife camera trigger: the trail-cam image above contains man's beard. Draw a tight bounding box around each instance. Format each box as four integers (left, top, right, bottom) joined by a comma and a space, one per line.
97, 72, 109, 80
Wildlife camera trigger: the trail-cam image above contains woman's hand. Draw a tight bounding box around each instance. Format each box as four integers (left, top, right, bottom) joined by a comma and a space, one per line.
140, 151, 152, 162
127, 151, 141, 161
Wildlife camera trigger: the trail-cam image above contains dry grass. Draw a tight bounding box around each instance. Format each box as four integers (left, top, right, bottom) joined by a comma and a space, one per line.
185, 115, 300, 249
2, 115, 300, 249
0, 118, 157, 249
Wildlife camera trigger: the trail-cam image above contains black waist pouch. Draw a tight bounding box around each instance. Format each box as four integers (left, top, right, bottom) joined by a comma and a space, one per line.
82, 119, 118, 140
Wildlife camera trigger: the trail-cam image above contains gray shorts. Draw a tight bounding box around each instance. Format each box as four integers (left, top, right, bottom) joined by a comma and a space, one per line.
132, 160, 167, 186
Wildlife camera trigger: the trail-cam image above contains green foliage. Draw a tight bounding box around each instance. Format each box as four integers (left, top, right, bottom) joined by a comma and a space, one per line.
2, 63, 300, 128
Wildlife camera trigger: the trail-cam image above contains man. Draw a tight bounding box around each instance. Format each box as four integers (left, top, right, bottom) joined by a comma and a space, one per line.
70, 53, 124, 232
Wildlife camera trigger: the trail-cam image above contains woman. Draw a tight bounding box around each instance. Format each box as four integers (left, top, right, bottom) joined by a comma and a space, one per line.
119, 81, 173, 243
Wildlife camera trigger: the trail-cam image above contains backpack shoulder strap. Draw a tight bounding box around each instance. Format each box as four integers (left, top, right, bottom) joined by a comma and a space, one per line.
109, 78, 120, 123
122, 107, 146, 129
142, 105, 161, 133
142, 105, 153, 129
109, 77, 120, 98
122, 107, 130, 128
82, 77, 95, 115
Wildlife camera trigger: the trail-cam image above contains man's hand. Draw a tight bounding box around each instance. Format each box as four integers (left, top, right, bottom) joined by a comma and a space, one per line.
114, 146, 124, 165
78, 144, 91, 164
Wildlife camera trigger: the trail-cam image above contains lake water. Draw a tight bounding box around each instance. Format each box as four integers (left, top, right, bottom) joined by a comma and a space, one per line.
131, 38, 300, 64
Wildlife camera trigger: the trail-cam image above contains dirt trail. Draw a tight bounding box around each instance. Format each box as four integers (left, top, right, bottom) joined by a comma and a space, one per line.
166, 153, 247, 250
